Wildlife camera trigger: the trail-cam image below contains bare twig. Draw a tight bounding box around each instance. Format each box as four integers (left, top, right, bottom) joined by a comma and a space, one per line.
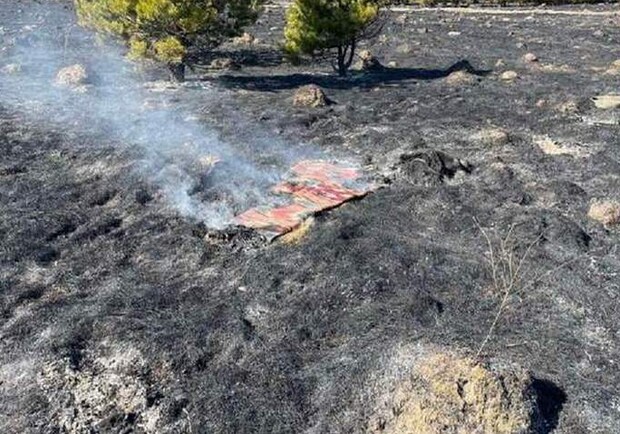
183, 408, 193, 434
472, 220, 601, 363
473, 218, 543, 361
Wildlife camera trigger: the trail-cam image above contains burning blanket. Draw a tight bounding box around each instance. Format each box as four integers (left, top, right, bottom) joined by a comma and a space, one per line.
234, 160, 374, 240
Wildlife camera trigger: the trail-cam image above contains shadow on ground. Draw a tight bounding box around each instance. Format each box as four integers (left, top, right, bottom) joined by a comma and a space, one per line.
204, 59, 492, 91
532, 378, 568, 433
191, 47, 285, 69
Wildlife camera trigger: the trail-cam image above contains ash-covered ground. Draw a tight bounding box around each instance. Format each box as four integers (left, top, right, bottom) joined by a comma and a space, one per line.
1, 1, 620, 433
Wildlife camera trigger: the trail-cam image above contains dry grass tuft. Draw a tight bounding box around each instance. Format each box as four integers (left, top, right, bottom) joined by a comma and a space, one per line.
369, 350, 535, 434
603, 59, 620, 76
471, 127, 510, 146
38, 345, 166, 433
280, 217, 314, 244
534, 135, 581, 157
538, 63, 574, 74
444, 70, 478, 86
473, 222, 542, 360
588, 200, 620, 227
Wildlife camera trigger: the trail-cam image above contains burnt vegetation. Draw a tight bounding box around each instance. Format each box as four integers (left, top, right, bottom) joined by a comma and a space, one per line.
2, 0, 620, 433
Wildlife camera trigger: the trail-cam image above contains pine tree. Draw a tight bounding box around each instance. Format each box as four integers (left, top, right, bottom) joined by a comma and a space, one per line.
75, 0, 264, 81
284, 0, 382, 77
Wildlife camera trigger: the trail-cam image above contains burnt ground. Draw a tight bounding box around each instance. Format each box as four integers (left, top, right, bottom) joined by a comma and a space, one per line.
2, 1, 620, 433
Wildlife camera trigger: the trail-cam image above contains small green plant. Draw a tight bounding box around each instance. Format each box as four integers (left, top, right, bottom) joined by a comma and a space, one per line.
284, 0, 383, 76
75, 0, 264, 81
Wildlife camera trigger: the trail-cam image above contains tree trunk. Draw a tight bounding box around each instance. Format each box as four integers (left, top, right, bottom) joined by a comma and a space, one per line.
168, 63, 186, 82
333, 40, 357, 77
344, 39, 356, 71
337, 46, 347, 77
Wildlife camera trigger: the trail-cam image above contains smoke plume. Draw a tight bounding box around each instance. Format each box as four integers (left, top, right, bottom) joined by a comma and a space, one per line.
0, 1, 324, 229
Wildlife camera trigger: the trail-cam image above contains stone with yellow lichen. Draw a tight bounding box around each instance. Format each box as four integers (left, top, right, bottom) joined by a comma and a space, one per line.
369, 351, 536, 434
588, 200, 620, 227
293, 85, 328, 108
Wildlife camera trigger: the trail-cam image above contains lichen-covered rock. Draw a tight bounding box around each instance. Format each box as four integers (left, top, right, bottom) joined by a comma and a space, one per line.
604, 59, 620, 76
55, 64, 89, 87
445, 70, 478, 86
232, 32, 255, 45
592, 95, 620, 110
539, 63, 574, 73
0, 62, 21, 74
555, 100, 580, 114
395, 13, 408, 25
356, 50, 384, 72
500, 70, 518, 81
534, 135, 582, 157
369, 351, 538, 434
588, 200, 620, 226
209, 57, 240, 70
293, 84, 327, 108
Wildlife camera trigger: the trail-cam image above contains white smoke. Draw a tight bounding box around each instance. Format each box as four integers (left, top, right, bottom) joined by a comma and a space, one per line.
0, 1, 321, 229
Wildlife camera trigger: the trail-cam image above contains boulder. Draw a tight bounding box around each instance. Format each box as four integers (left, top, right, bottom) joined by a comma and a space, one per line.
592, 95, 620, 109
500, 70, 518, 81
232, 32, 255, 45
555, 100, 579, 114
523, 52, 538, 63
588, 200, 620, 226
55, 64, 89, 87
0, 63, 21, 75
369, 350, 540, 434
209, 57, 240, 70
445, 70, 478, 86
603, 64, 620, 76
293, 84, 328, 108
395, 14, 408, 25
396, 43, 412, 54
540, 63, 574, 73
356, 50, 384, 72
